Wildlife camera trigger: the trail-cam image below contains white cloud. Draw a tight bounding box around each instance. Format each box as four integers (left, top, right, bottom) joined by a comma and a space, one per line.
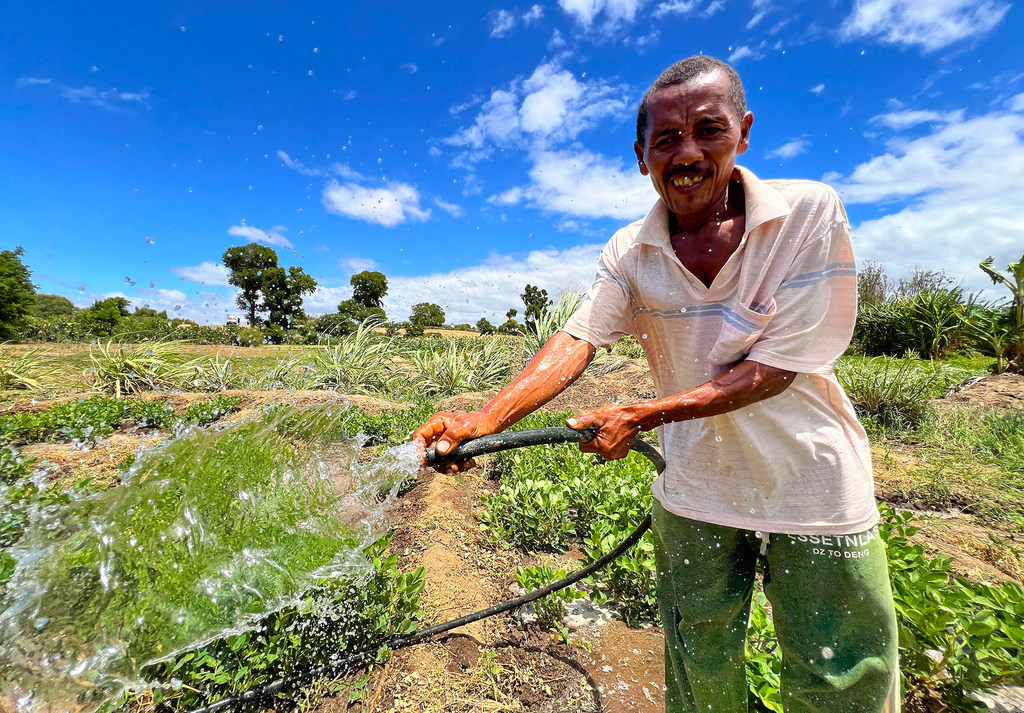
228, 224, 294, 249
559, 0, 647, 28
490, 9, 517, 37
653, 0, 699, 16
810, 83, 825, 95
746, 10, 767, 28
322, 181, 431, 227
400, 62, 419, 74
869, 109, 960, 129
841, 0, 1009, 52
766, 139, 810, 159
171, 261, 232, 286
727, 45, 763, 63
373, 244, 609, 324
446, 60, 630, 162
18, 77, 149, 112
1010, 93, 1024, 112
276, 150, 323, 177
498, 149, 657, 220
342, 90, 357, 101
434, 197, 466, 217
829, 104, 1024, 294
523, 4, 545, 23
338, 257, 379, 274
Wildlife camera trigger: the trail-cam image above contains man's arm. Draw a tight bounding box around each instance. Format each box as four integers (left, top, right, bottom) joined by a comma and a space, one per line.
412, 331, 596, 471
567, 360, 795, 460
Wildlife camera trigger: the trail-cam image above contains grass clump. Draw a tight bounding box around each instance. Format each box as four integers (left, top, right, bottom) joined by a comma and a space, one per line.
836, 357, 942, 432
86, 339, 188, 397
0, 346, 56, 391
405, 337, 515, 397
0, 404, 412, 712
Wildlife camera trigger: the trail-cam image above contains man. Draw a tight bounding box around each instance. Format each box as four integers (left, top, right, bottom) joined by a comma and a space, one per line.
414, 56, 898, 713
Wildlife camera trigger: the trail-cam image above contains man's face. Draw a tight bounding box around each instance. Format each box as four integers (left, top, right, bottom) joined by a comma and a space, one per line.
634, 71, 753, 225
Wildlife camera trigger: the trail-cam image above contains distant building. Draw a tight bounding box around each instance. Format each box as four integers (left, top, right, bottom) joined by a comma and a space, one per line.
226, 314, 240, 326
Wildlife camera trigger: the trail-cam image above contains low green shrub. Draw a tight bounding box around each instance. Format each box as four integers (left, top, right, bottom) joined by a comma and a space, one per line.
136, 536, 424, 712
514, 563, 578, 642
0, 396, 241, 445
86, 339, 188, 397
0, 347, 56, 390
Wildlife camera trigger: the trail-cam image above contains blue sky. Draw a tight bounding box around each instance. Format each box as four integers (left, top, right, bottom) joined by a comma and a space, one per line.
2, 0, 1022, 325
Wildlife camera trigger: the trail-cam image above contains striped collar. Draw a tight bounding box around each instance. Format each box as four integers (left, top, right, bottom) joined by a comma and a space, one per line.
634, 165, 792, 249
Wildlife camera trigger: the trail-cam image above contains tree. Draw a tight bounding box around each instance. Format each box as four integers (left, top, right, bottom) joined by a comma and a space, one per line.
132, 305, 168, 319
77, 297, 131, 337
0, 247, 36, 340
409, 302, 445, 328
476, 317, 496, 335
980, 251, 1024, 369
351, 271, 388, 309
221, 245, 318, 329
506, 308, 517, 321
857, 261, 890, 309
262, 265, 317, 329
222, 244, 279, 326
33, 294, 77, 319
521, 284, 552, 333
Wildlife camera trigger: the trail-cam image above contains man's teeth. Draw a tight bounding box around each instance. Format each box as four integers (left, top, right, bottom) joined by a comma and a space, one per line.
672, 175, 704, 187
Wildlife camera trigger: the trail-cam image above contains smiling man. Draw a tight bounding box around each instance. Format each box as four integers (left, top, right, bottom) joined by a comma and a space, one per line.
415, 56, 898, 713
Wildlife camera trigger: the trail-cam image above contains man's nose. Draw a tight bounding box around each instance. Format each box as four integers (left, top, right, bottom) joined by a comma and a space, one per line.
671, 135, 702, 165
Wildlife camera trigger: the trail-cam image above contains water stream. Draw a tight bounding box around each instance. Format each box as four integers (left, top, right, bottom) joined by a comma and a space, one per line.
0, 402, 419, 713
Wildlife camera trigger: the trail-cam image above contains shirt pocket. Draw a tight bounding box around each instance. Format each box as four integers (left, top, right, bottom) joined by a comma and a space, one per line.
707, 299, 777, 366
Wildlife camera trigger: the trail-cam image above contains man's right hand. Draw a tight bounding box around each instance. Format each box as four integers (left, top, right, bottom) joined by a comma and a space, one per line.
412, 410, 503, 473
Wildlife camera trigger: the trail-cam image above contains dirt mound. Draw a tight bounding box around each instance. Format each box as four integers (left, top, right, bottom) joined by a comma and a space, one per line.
934, 373, 1024, 412
438, 361, 656, 416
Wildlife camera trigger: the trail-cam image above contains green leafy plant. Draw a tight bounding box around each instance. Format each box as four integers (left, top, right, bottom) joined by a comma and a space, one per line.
514, 563, 578, 642
309, 318, 397, 395
745, 588, 783, 713
836, 357, 941, 432
405, 337, 515, 397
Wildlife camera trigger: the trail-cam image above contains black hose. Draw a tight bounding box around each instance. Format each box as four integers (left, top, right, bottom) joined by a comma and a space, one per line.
175, 427, 664, 713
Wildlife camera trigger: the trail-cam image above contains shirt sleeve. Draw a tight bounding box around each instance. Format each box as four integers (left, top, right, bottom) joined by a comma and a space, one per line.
746, 200, 857, 375
562, 239, 634, 348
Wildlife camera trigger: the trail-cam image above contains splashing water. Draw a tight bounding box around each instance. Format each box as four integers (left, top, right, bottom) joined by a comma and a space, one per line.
0, 403, 419, 713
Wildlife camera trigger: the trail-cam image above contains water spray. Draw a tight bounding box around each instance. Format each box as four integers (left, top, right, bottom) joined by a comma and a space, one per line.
175, 426, 664, 713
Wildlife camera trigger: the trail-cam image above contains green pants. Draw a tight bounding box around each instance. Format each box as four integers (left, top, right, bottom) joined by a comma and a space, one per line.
651, 500, 899, 713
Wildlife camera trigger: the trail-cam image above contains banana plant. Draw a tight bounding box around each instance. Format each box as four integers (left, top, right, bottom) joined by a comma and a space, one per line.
980, 251, 1024, 370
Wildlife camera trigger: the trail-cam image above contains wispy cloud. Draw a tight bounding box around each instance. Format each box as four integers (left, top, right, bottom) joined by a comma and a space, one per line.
171, 261, 232, 287
810, 83, 825, 95
560, 0, 648, 30
766, 139, 810, 159
18, 77, 149, 112
322, 181, 431, 227
434, 197, 466, 217
400, 62, 419, 74
338, 257, 379, 274
227, 224, 294, 249
727, 45, 764, 63
869, 109, 961, 129
841, 0, 1009, 52
490, 9, 517, 37
276, 150, 323, 177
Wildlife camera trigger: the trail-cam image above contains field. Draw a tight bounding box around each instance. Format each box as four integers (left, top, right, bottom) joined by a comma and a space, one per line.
1, 336, 1023, 713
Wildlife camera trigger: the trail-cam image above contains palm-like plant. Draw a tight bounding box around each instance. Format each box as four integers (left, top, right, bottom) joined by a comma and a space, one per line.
309, 317, 396, 394
86, 339, 187, 397
980, 251, 1024, 370
0, 346, 56, 391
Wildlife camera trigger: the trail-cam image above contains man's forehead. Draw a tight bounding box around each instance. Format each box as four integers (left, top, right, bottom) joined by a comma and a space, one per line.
648, 74, 733, 118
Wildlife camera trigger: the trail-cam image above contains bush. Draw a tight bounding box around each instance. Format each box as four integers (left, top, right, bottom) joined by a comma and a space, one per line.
86, 339, 188, 397
515, 563, 578, 642
853, 289, 971, 359
836, 357, 940, 432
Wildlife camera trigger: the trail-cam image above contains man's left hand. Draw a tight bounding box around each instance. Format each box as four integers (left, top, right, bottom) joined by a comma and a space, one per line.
567, 404, 642, 460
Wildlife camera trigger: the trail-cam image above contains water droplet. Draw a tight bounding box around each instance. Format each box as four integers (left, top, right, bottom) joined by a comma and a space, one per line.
313, 47, 319, 53
308, 69, 313, 76
278, 34, 284, 41
821, 646, 834, 660
714, 436, 722, 442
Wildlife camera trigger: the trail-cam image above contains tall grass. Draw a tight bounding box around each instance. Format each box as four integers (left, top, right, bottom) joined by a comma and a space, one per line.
0, 346, 56, 391
86, 339, 188, 397
404, 337, 516, 397
836, 357, 941, 432
308, 319, 397, 394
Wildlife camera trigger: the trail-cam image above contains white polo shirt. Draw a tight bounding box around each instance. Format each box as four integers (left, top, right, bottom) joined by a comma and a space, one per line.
563, 166, 877, 535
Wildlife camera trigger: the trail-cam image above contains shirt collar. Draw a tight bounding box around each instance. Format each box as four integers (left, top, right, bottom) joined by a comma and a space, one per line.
634, 165, 791, 248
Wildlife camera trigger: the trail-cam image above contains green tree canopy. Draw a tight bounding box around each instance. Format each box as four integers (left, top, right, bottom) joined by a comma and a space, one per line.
476, 317, 496, 335
132, 305, 168, 319
521, 284, 552, 333
221, 245, 317, 329
33, 293, 77, 319
0, 247, 36, 340
222, 244, 279, 326
77, 297, 132, 337
350, 270, 388, 309
409, 302, 445, 328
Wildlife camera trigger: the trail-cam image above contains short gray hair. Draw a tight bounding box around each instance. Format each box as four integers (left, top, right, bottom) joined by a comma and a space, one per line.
635, 56, 747, 145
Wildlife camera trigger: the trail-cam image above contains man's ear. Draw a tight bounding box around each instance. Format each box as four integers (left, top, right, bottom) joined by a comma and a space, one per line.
737, 111, 753, 155
634, 141, 649, 175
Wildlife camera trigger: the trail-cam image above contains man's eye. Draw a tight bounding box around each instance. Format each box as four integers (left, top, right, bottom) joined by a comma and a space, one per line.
699, 127, 723, 137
